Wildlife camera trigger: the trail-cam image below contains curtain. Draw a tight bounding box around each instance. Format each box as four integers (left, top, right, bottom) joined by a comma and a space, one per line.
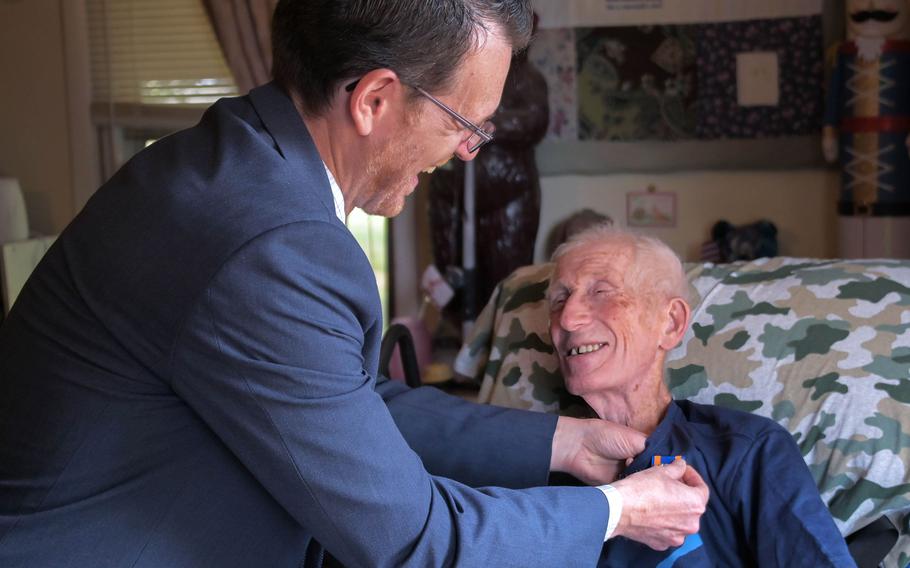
202, 0, 277, 94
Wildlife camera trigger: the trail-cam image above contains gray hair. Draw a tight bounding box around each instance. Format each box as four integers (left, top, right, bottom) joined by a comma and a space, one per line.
550, 223, 689, 304
544, 208, 613, 259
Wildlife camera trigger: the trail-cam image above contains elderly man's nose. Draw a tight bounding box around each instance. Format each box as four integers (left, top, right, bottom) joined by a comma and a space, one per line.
559, 295, 591, 330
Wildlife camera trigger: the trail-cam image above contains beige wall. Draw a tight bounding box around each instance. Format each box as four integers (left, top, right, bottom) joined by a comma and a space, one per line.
535, 169, 840, 262
0, 0, 91, 235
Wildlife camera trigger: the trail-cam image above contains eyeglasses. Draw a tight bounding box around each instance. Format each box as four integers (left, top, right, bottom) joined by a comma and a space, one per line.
345, 80, 495, 153
412, 86, 495, 153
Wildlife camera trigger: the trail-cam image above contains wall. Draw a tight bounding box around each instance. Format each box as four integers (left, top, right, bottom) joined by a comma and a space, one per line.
0, 0, 92, 235
535, 169, 839, 262
0, 0, 68, 234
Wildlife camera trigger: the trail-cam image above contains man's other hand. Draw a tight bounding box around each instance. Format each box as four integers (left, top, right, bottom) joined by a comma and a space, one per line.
550, 417, 647, 485
611, 460, 709, 550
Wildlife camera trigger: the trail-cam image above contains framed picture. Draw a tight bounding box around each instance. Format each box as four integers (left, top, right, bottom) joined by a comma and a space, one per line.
627, 190, 676, 227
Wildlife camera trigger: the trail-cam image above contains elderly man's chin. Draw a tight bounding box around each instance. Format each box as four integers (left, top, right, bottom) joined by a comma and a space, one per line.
561, 368, 604, 398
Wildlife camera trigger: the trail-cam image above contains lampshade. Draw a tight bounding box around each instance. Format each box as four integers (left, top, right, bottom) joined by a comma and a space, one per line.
0, 177, 29, 244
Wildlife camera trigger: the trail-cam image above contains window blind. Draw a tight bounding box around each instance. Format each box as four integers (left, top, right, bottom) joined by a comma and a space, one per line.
87, 0, 238, 105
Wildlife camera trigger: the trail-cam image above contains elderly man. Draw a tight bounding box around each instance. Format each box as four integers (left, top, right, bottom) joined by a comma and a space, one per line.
547, 225, 856, 567
0, 2, 709, 567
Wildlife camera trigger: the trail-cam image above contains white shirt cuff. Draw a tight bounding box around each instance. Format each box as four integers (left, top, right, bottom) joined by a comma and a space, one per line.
597, 484, 624, 541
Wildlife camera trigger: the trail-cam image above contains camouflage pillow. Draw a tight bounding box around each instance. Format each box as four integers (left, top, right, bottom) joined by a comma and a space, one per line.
454, 257, 910, 568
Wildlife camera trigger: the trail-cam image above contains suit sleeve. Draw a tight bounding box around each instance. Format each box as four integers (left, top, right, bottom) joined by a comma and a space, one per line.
731, 428, 856, 568
376, 377, 559, 489
170, 221, 609, 568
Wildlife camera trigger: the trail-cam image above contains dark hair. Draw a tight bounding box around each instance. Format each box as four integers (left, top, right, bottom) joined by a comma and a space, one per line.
271, 0, 533, 116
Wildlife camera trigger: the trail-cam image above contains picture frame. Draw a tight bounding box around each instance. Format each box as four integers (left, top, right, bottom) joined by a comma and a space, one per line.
626, 190, 677, 227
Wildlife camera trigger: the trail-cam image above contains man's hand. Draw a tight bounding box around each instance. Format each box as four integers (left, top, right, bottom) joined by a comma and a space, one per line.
550, 416, 646, 485
611, 460, 709, 550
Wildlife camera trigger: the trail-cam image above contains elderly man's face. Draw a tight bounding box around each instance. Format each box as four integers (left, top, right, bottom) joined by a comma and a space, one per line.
548, 242, 666, 397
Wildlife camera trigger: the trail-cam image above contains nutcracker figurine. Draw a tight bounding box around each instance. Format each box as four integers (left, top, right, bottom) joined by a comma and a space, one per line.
823, 0, 910, 256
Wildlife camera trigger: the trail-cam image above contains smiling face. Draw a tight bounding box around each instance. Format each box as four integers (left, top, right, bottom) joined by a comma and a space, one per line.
547, 241, 668, 398
355, 29, 514, 217
847, 0, 910, 40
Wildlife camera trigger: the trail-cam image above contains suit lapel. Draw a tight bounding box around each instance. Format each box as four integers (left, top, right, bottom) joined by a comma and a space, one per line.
248, 82, 337, 222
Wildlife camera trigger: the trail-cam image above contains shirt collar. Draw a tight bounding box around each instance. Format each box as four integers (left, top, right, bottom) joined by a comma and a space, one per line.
247, 83, 337, 220
621, 401, 682, 478
322, 162, 346, 223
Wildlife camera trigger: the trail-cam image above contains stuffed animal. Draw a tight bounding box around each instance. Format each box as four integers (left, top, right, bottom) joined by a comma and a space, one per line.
823, 0, 910, 216
709, 220, 779, 263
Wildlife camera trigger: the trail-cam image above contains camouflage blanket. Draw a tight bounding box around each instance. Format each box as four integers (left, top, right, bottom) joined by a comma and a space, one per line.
454, 257, 910, 568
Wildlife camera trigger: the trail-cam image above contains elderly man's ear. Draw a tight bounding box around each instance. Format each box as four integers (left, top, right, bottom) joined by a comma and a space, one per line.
658, 298, 691, 351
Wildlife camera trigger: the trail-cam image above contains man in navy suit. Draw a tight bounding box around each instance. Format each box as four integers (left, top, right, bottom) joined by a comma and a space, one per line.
0, 1, 708, 566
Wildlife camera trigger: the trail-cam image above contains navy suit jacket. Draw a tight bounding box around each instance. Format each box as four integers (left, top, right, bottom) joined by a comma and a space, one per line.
0, 83, 609, 567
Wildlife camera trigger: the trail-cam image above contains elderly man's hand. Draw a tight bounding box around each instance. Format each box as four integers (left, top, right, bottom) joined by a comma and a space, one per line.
550, 416, 647, 485
612, 460, 709, 550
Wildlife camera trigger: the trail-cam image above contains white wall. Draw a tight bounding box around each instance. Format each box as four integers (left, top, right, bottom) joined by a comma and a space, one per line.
535, 169, 840, 262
